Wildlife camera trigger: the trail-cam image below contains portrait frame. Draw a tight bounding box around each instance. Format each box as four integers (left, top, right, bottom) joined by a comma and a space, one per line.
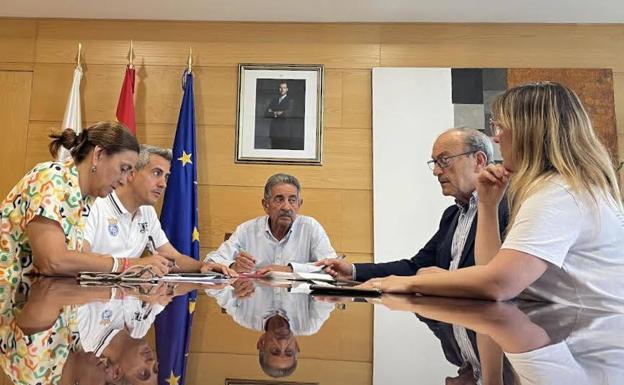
235, 64, 324, 165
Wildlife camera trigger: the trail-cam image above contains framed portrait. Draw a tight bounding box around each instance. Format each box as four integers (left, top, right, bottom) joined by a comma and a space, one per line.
235, 64, 324, 165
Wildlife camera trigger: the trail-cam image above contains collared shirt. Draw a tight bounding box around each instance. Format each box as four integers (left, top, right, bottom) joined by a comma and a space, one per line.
77, 297, 164, 357
205, 215, 337, 273
449, 192, 478, 271
452, 325, 483, 385
84, 191, 169, 258
0, 159, 93, 283
206, 284, 334, 336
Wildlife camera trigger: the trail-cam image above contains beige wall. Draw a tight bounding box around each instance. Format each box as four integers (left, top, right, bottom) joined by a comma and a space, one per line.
1, 18, 623, 384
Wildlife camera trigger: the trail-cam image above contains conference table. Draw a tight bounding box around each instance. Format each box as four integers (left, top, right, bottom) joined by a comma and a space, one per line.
0, 277, 622, 385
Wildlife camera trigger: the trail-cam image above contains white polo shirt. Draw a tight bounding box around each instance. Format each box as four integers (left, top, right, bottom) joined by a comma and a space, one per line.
77, 298, 165, 357
84, 191, 169, 258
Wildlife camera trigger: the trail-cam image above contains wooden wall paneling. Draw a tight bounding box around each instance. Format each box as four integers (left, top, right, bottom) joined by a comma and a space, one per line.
0, 71, 32, 197
36, 20, 381, 44
196, 126, 371, 189
191, 295, 372, 361
324, 68, 343, 128
198, 186, 372, 253
342, 69, 372, 128
185, 352, 371, 385
507, 68, 618, 159
23, 121, 179, 171
24, 121, 60, 170
0, 63, 34, 71
36, 21, 382, 68
0, 19, 37, 63
379, 24, 624, 69
30, 64, 239, 127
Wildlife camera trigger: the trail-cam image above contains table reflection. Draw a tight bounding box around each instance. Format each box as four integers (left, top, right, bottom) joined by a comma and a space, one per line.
1, 277, 623, 385
205, 279, 334, 378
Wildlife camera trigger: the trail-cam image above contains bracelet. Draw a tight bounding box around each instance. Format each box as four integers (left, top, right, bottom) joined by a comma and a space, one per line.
121, 258, 130, 272
111, 257, 120, 273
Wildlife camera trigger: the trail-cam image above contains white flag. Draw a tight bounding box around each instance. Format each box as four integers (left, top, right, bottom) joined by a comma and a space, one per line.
58, 66, 83, 161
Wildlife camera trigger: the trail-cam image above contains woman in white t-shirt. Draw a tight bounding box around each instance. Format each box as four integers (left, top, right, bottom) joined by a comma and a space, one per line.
362, 82, 624, 311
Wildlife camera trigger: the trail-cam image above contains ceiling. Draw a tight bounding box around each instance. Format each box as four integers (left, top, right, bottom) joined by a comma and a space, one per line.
1, 0, 623, 23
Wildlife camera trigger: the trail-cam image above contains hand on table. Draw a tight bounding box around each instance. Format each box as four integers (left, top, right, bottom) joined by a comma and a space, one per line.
358, 275, 415, 294
256, 264, 293, 275
232, 279, 256, 299
132, 254, 171, 276
200, 262, 239, 277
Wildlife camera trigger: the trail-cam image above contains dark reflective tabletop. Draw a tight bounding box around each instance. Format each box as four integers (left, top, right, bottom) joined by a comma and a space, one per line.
1, 277, 622, 385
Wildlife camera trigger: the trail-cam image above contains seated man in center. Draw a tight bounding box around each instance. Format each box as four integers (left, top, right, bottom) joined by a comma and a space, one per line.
206, 173, 338, 274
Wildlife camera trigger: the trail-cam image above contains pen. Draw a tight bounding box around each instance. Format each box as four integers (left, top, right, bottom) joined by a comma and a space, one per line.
146, 236, 157, 255
148, 236, 179, 269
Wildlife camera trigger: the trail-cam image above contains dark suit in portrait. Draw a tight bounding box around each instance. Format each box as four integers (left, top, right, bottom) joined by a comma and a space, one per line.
265, 93, 300, 149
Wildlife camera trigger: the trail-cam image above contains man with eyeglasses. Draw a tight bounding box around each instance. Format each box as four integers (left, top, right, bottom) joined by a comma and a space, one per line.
205, 173, 338, 274
318, 128, 509, 281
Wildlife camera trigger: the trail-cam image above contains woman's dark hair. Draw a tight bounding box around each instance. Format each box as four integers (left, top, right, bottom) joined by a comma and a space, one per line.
49, 121, 140, 163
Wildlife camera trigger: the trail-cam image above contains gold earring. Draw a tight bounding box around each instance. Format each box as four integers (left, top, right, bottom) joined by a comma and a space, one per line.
90, 165, 97, 173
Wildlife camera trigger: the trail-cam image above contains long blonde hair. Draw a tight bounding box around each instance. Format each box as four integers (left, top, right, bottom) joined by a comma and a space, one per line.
491, 81, 621, 227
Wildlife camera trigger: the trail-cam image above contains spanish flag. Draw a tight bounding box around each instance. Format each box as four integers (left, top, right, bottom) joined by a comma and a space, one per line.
115, 65, 136, 135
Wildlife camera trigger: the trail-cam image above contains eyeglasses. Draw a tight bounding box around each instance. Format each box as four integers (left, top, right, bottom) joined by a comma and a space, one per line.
427, 151, 476, 170
489, 117, 504, 136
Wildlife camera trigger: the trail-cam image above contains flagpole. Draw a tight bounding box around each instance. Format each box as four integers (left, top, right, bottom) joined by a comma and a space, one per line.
128, 40, 134, 69
76, 42, 82, 69
187, 46, 192, 73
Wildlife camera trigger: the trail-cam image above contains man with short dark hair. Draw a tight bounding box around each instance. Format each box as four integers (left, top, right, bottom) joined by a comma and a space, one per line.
206, 173, 337, 274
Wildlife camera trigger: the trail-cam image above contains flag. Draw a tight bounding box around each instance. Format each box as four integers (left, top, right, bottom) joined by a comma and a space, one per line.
58, 65, 82, 161
155, 70, 198, 385
115, 65, 136, 135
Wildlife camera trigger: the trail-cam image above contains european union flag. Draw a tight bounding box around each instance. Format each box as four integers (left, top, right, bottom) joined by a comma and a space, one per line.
156, 70, 199, 385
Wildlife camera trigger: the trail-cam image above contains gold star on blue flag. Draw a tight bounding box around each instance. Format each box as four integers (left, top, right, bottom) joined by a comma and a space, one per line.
156, 70, 199, 385
166, 372, 180, 385
178, 151, 192, 167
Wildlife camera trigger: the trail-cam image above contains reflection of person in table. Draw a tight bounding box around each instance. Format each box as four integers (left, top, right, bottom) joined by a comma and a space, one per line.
0, 278, 119, 385
379, 295, 624, 385
264, 81, 300, 150
206, 280, 334, 378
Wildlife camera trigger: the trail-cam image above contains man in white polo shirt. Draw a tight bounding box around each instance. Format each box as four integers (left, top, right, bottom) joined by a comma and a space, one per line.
84, 145, 235, 275
205, 173, 337, 274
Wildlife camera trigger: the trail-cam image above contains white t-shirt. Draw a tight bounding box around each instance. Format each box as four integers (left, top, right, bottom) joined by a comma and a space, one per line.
502, 176, 624, 311
505, 304, 624, 385
84, 192, 169, 258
